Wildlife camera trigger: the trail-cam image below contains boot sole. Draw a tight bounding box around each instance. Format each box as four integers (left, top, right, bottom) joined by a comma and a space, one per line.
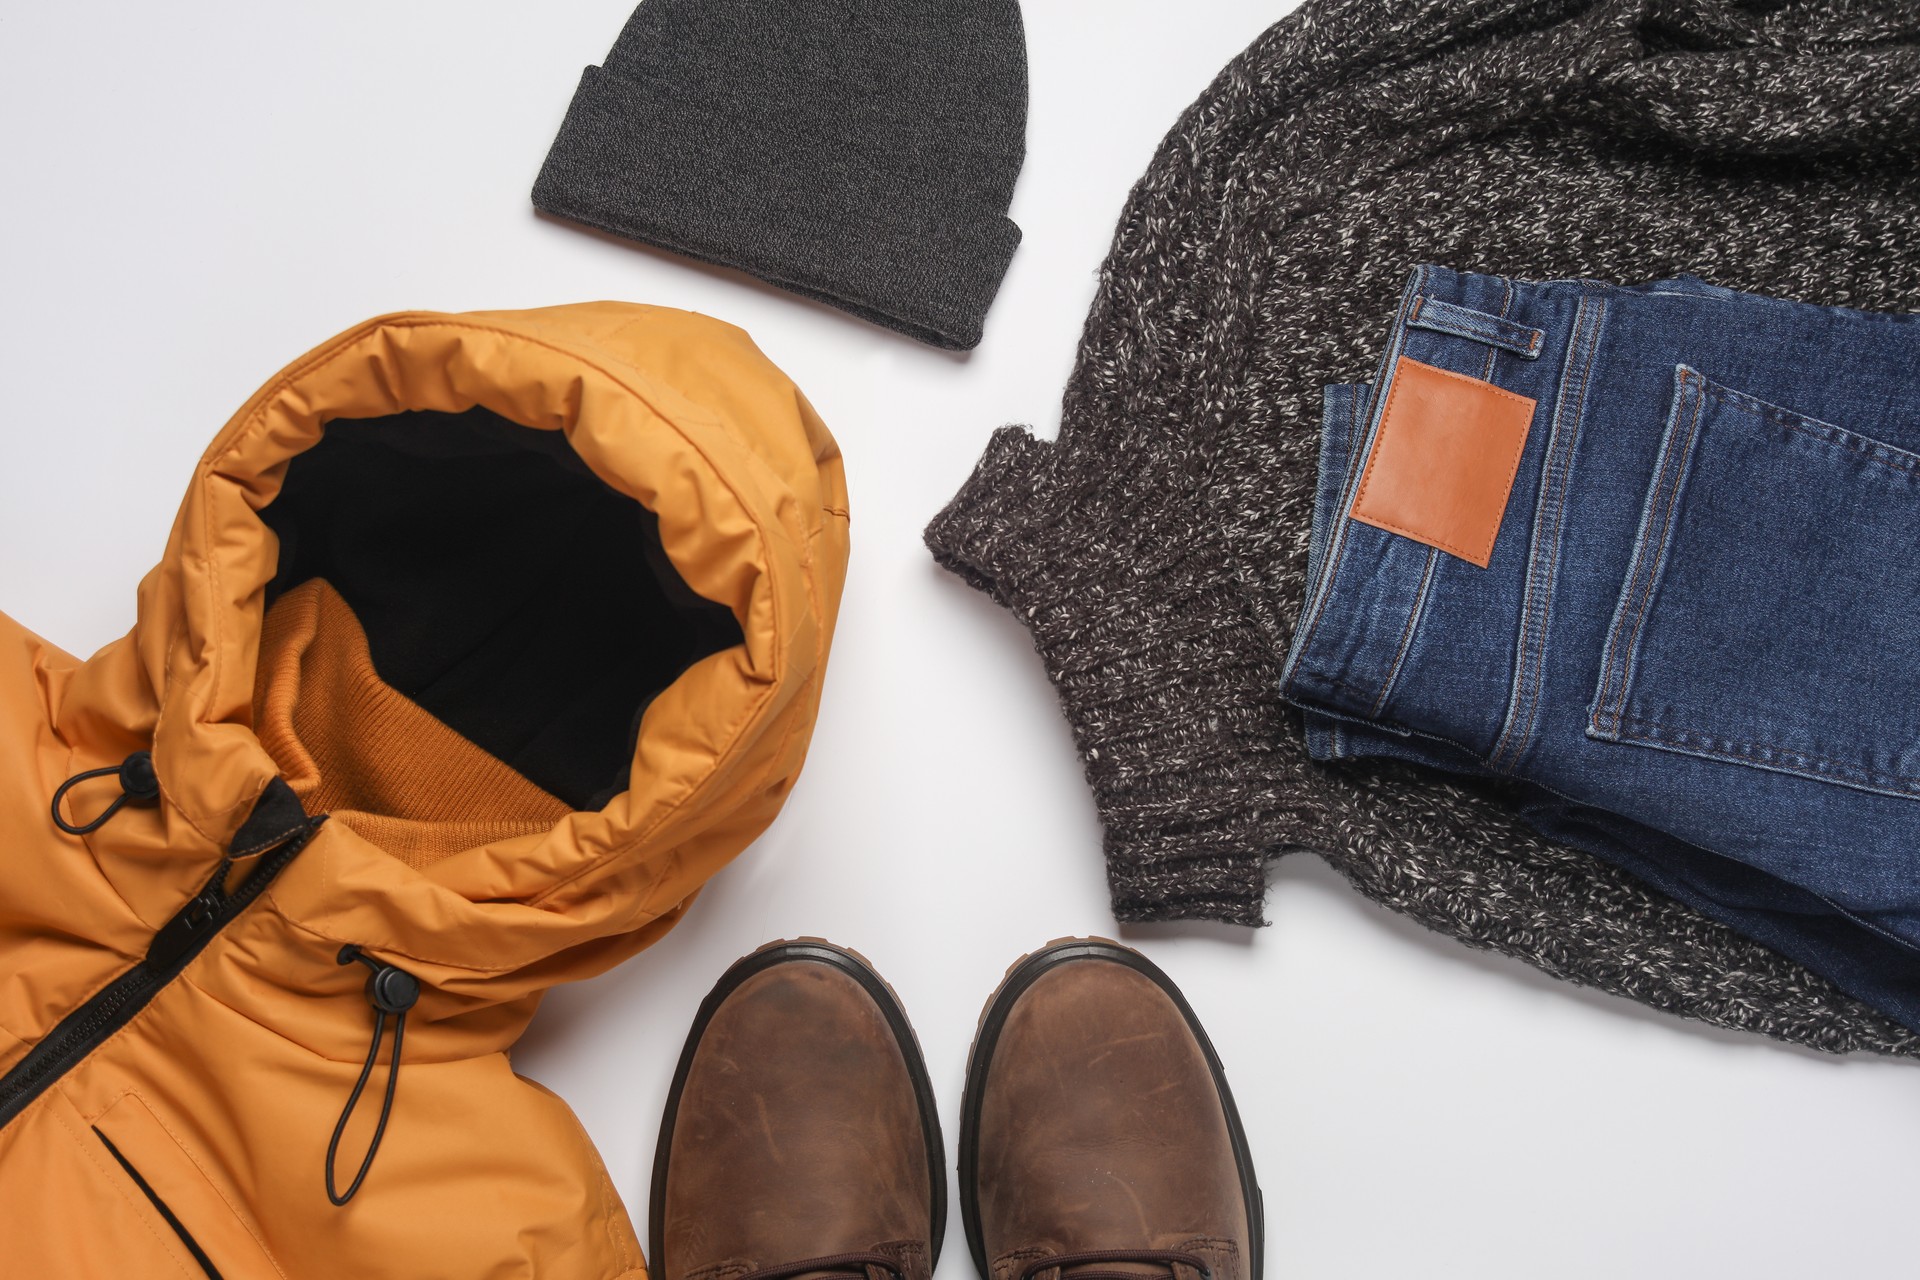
649, 937, 948, 1279
956, 938, 1264, 1280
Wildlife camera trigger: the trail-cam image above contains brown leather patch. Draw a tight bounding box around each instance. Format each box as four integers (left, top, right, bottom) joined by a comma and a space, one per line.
1348, 356, 1536, 568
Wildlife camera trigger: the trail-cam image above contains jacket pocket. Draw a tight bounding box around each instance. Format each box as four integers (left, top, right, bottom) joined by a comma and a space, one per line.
91, 1092, 284, 1280
1589, 365, 1920, 799
93, 1124, 224, 1279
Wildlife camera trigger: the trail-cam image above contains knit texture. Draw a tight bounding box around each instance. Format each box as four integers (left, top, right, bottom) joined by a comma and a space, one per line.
255, 580, 569, 868
927, 0, 1920, 1054
534, 0, 1027, 351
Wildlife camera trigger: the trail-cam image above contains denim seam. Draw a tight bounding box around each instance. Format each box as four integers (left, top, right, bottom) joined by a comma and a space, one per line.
1706, 382, 1920, 476
1289, 699, 1422, 742
1591, 369, 1684, 728
1324, 675, 1393, 699
1610, 373, 1708, 725
1297, 703, 1486, 763
1818, 894, 1920, 957
1304, 380, 1372, 591
1343, 374, 1371, 492
1367, 547, 1439, 718
1480, 278, 1513, 382
1283, 266, 1428, 694
1407, 294, 1545, 360
1484, 278, 1536, 768
1519, 771, 1920, 960
1489, 294, 1607, 773
1292, 385, 1379, 706
1592, 366, 1705, 735
1609, 715, 1920, 800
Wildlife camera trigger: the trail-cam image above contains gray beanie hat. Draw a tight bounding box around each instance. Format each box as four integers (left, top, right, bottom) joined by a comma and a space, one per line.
534, 0, 1027, 351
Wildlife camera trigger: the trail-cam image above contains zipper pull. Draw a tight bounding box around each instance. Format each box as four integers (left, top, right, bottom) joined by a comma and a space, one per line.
147, 881, 227, 969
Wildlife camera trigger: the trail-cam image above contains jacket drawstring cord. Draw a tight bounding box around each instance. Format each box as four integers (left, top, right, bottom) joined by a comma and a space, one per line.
326, 944, 419, 1206
51, 751, 161, 835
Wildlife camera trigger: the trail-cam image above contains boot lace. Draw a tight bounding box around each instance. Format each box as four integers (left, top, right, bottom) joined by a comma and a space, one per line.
1019, 1251, 1212, 1280
737, 1254, 907, 1280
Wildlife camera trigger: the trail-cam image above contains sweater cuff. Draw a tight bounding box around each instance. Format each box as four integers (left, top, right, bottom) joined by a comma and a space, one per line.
926, 428, 1330, 925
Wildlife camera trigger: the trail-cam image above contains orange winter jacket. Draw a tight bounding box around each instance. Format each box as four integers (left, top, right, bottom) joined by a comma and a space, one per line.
0, 305, 850, 1278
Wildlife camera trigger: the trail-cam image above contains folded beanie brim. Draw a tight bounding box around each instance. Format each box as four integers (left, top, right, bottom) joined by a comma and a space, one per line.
534, 65, 1022, 350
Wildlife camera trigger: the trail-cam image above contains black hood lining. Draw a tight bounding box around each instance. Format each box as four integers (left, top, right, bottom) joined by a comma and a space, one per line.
260, 405, 743, 809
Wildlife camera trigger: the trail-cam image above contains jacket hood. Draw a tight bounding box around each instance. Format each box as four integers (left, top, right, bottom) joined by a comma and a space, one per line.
50, 303, 849, 1002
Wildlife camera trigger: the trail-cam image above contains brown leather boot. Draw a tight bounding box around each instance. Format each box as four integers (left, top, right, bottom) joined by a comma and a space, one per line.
651, 940, 945, 1280
959, 940, 1262, 1280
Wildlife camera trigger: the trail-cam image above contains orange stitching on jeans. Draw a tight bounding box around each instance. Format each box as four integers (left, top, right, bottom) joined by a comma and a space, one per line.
1703, 381, 1920, 475
1614, 716, 1920, 797
1593, 368, 1695, 727
1480, 278, 1512, 382
1368, 547, 1438, 718
1494, 296, 1605, 770
1600, 369, 1704, 731
1289, 273, 1427, 679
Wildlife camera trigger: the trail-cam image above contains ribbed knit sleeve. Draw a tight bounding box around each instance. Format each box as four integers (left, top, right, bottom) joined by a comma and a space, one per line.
926, 427, 1329, 923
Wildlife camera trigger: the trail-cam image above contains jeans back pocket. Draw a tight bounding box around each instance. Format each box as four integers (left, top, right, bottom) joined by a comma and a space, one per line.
1590, 365, 1920, 800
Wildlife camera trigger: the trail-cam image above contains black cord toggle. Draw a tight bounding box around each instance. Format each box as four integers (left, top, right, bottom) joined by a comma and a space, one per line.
325, 944, 418, 1206
51, 751, 161, 835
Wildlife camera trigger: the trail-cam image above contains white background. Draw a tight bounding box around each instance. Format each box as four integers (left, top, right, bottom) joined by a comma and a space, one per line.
3, 3, 1916, 1276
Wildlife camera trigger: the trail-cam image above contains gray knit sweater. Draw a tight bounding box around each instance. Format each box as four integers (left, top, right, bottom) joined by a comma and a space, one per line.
927, 0, 1920, 1055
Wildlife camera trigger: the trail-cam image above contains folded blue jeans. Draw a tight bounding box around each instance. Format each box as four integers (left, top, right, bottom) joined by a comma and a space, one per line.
1281, 265, 1920, 1031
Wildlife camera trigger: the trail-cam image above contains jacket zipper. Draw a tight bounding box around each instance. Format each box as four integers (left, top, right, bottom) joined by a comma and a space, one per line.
0, 821, 321, 1131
